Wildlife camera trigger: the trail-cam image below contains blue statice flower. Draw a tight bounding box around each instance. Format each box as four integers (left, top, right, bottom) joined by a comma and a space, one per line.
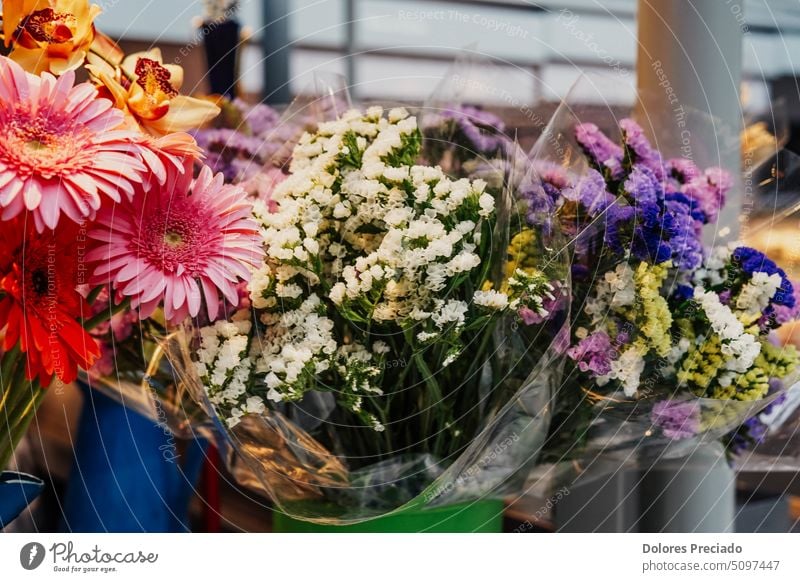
630, 200, 673, 264
601, 204, 635, 256
673, 284, 694, 302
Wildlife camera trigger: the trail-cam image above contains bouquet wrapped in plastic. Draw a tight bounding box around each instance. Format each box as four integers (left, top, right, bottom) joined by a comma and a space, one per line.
512, 76, 800, 473
163, 99, 570, 523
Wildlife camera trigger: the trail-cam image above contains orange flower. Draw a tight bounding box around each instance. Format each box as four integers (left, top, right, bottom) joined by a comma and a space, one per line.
87, 47, 220, 136
2, 0, 101, 75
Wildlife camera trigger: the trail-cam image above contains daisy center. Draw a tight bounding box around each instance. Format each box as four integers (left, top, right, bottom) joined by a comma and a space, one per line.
164, 231, 184, 247
31, 268, 49, 296
137, 202, 212, 276
0, 110, 86, 169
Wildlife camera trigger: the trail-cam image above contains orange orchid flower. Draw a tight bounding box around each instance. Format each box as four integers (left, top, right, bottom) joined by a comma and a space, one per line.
2, 0, 101, 75
87, 46, 220, 136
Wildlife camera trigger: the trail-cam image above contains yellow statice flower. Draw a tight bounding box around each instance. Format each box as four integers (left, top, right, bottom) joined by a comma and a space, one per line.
679, 335, 726, 394
710, 367, 769, 400
755, 341, 798, 384
634, 261, 673, 357
2, 0, 100, 75
699, 399, 750, 433
505, 230, 539, 278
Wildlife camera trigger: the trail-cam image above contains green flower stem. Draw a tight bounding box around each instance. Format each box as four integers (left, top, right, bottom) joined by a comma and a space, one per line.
0, 351, 43, 470
83, 296, 131, 331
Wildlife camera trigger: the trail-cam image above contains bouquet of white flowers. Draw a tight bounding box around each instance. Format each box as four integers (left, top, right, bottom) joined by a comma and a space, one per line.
165, 102, 569, 523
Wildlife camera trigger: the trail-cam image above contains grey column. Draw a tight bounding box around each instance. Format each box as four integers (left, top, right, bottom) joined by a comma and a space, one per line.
262, 0, 292, 104
635, 0, 742, 533
636, 0, 744, 244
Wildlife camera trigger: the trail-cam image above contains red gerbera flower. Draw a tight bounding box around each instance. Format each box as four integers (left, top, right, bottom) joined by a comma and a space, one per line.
0, 219, 100, 386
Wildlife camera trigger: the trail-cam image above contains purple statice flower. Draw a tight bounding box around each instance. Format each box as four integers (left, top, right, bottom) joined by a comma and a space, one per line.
651, 400, 701, 440
567, 331, 614, 376
667, 158, 701, 183
623, 165, 659, 205
521, 162, 574, 218
574, 122, 623, 178
620, 118, 666, 180
233, 98, 280, 136
194, 128, 265, 183
681, 167, 732, 223
563, 169, 614, 215
718, 289, 733, 305
663, 199, 704, 269
728, 417, 768, 455
732, 247, 795, 308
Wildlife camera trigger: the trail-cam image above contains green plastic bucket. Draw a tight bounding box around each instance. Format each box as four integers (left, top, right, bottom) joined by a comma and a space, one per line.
272, 500, 505, 533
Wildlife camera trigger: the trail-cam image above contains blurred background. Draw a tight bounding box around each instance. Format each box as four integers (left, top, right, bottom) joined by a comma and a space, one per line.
101, 0, 800, 147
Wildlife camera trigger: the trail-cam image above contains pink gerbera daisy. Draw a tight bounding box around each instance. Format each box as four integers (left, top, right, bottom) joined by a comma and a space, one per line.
87, 165, 263, 323
131, 131, 204, 196
0, 55, 146, 231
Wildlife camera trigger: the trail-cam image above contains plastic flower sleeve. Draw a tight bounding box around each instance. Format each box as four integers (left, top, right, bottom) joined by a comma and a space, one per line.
734, 382, 800, 471
518, 73, 800, 490
160, 100, 571, 524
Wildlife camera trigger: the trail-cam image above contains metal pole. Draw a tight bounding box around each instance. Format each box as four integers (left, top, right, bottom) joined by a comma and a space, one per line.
636, 0, 744, 242
262, 0, 292, 104
344, 0, 357, 99
636, 0, 743, 533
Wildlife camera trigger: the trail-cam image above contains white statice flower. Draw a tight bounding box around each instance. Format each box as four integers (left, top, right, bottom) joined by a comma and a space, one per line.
694, 288, 762, 373
598, 346, 645, 397
432, 300, 469, 330
200, 106, 509, 432
196, 319, 254, 427
693, 243, 736, 287
275, 282, 303, 299
329, 282, 346, 305
478, 192, 495, 217
248, 262, 272, 309
735, 271, 782, 316
442, 352, 460, 367
585, 263, 635, 322
473, 289, 510, 310
372, 341, 391, 355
